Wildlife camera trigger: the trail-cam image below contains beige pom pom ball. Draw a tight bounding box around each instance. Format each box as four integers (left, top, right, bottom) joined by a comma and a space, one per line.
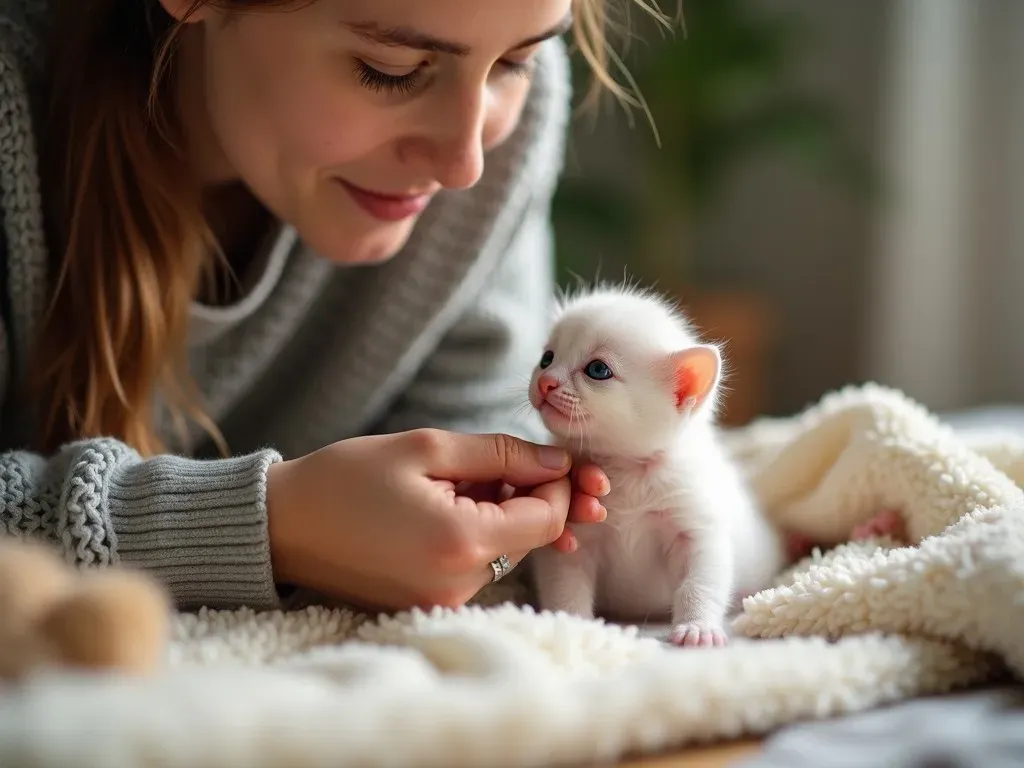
0, 538, 74, 629
38, 569, 172, 675
0, 538, 172, 680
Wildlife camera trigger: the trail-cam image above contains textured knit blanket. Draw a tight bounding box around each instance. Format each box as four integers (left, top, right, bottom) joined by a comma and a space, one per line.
2, 384, 1022, 767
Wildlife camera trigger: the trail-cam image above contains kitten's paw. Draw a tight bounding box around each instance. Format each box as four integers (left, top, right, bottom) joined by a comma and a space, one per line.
667, 622, 728, 648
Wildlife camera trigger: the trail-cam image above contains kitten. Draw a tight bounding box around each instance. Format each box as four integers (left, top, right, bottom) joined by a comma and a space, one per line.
527, 284, 787, 647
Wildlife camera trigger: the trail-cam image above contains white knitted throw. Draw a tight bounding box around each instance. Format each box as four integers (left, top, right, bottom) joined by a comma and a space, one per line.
1, 383, 1021, 767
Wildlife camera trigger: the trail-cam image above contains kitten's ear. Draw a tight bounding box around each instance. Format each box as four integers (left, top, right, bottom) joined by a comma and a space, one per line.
666, 345, 721, 413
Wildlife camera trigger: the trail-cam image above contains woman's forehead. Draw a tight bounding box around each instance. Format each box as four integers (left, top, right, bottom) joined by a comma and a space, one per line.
330, 0, 573, 55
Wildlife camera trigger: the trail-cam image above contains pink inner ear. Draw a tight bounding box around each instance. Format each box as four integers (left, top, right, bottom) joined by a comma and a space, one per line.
671, 346, 720, 411
674, 367, 698, 410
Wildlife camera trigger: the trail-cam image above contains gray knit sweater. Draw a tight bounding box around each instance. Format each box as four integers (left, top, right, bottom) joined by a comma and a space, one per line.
0, 2, 569, 609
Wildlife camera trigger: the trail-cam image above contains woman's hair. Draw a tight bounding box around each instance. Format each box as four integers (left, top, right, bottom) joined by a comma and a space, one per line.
32, 0, 671, 457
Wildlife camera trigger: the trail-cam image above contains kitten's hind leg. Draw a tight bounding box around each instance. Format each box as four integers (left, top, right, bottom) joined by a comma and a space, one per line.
667, 526, 733, 648
529, 547, 598, 619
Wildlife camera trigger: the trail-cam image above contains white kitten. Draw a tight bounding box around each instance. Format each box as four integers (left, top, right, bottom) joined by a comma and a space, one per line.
527, 284, 786, 647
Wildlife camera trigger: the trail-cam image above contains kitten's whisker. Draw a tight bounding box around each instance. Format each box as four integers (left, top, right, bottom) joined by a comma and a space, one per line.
570, 403, 590, 457
567, 402, 579, 451
512, 400, 533, 421
500, 379, 533, 397
505, 368, 536, 397
582, 412, 595, 457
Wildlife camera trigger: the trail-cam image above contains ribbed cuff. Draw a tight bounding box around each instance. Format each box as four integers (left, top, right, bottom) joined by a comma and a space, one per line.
105, 448, 283, 611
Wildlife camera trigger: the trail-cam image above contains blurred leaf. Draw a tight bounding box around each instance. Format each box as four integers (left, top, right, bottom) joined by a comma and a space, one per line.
681, 95, 875, 206
553, 0, 876, 280
551, 177, 640, 235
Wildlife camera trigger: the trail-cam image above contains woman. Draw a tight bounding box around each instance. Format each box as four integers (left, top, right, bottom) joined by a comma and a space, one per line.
0, 0, 650, 612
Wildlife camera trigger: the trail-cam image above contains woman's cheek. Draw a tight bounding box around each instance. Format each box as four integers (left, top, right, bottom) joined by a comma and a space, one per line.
481, 82, 531, 151
282, 98, 394, 169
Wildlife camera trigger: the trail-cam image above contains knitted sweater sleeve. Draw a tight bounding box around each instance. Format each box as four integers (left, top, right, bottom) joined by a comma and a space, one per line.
0, 437, 284, 610
0, 12, 285, 611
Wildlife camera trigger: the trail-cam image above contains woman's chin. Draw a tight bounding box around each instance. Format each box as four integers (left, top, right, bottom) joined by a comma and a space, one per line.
303, 216, 417, 265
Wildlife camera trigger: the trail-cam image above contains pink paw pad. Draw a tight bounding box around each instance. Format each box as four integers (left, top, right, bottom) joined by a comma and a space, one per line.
667, 623, 729, 648
851, 508, 907, 542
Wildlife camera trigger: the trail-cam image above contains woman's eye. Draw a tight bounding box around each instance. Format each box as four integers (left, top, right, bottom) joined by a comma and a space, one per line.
353, 59, 422, 95
354, 56, 531, 97
495, 59, 534, 81
584, 359, 613, 380
539, 350, 554, 369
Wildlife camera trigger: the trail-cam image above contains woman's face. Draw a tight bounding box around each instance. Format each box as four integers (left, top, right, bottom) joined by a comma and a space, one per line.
163, 0, 572, 264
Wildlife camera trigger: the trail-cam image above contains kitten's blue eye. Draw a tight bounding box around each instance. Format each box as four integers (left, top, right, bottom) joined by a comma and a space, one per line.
539, 350, 554, 369
584, 359, 613, 380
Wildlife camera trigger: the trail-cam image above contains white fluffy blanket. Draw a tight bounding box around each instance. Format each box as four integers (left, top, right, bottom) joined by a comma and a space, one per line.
2, 384, 1023, 767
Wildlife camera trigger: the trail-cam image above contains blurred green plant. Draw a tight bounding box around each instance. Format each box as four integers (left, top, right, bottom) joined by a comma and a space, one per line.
551, 0, 872, 286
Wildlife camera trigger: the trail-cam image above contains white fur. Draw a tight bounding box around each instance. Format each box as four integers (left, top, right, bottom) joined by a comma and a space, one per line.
3, 384, 1023, 766
527, 285, 787, 644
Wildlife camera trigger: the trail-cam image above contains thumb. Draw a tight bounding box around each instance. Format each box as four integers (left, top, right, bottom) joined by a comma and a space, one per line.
420, 431, 571, 487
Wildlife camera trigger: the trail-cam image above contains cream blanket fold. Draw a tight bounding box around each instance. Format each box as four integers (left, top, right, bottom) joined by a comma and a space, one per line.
1, 384, 1021, 767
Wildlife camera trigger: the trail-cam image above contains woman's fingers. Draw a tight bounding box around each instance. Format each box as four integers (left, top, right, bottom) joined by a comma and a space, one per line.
454, 461, 610, 572
566, 462, 608, 527
454, 480, 508, 504
572, 463, 610, 498
475, 544, 532, 593
473, 476, 572, 557
567, 491, 606, 525
549, 527, 578, 553
417, 431, 570, 487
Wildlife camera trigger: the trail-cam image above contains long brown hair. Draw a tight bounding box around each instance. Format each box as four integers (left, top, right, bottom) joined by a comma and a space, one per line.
32, 0, 670, 457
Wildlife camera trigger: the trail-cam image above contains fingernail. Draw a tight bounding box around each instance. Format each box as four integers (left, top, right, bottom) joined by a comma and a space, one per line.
539, 446, 569, 470
596, 505, 608, 522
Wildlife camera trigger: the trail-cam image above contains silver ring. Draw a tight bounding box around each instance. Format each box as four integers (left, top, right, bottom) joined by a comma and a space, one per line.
489, 554, 513, 582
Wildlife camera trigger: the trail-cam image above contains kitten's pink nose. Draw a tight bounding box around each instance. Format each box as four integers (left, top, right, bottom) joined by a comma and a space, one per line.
537, 374, 559, 397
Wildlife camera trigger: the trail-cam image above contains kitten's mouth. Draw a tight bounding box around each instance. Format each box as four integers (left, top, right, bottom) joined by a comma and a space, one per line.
539, 401, 570, 420
537, 400, 585, 433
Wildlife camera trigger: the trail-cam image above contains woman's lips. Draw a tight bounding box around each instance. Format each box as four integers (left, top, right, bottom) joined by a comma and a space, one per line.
336, 179, 433, 222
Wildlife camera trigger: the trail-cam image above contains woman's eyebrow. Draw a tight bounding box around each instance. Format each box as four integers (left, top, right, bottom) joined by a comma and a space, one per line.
343, 12, 574, 56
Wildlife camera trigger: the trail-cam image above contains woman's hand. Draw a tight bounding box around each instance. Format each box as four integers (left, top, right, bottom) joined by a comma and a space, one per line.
555, 462, 609, 552
265, 429, 595, 611
455, 462, 609, 553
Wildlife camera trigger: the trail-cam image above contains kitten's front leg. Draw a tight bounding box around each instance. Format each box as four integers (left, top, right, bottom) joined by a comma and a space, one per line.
667, 523, 733, 648
529, 546, 598, 619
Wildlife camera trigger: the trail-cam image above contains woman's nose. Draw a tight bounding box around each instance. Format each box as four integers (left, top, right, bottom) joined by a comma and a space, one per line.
400, 82, 489, 190
432, 133, 485, 190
